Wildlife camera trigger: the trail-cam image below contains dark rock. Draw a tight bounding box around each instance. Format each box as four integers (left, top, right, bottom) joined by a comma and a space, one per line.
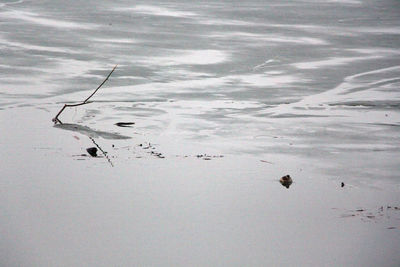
280, 175, 293, 189
341, 182, 345, 187
86, 147, 98, 157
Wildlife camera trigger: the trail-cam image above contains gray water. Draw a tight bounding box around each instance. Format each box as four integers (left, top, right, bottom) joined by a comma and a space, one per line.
2, 0, 399, 180
1, 0, 400, 266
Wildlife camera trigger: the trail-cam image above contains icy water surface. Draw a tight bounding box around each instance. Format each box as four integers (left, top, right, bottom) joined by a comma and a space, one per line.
1, 0, 400, 266
2, 0, 399, 180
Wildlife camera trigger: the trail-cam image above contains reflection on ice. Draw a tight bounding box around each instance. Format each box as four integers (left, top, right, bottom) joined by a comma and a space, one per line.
228, 73, 305, 87
195, 18, 258, 26
264, 66, 400, 123
115, 5, 197, 18
136, 49, 229, 66
209, 31, 329, 45
354, 27, 400, 34
0, 35, 79, 54
292, 56, 378, 69
91, 38, 138, 44
302, 0, 362, 4
0, 10, 96, 29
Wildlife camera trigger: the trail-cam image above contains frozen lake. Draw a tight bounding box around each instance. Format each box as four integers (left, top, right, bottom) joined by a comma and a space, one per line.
1, 0, 400, 266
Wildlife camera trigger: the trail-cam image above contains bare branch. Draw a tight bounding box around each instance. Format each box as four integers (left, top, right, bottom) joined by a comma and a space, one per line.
83, 64, 118, 103
52, 65, 117, 124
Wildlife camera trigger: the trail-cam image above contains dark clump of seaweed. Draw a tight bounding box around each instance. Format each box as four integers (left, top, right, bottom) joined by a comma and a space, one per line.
280, 175, 293, 189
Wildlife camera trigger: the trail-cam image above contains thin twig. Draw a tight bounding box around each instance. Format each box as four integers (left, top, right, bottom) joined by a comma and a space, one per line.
89, 136, 114, 167
83, 65, 118, 103
52, 65, 118, 124
52, 102, 92, 124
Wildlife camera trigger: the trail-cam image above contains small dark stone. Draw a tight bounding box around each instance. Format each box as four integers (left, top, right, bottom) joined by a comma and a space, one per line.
86, 147, 98, 157
341, 182, 345, 187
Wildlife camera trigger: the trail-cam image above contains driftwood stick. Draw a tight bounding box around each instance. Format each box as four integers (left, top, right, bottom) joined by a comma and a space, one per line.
52, 65, 118, 124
